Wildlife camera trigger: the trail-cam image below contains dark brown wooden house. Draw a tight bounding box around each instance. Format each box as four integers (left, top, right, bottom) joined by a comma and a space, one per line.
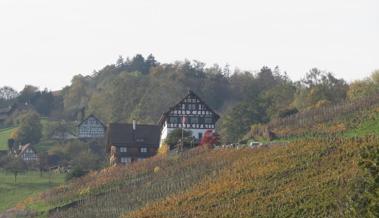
106, 122, 161, 164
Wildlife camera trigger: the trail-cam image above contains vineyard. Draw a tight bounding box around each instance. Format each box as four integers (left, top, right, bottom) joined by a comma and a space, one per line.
250, 94, 379, 140
19, 135, 375, 218
122, 137, 372, 218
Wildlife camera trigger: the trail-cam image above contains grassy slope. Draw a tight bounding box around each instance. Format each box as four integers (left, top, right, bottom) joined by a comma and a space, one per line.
0, 118, 65, 213
0, 127, 16, 151
344, 112, 379, 137
0, 118, 52, 151
0, 171, 65, 212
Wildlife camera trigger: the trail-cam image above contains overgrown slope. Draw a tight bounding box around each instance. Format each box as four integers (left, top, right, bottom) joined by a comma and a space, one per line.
249, 94, 379, 141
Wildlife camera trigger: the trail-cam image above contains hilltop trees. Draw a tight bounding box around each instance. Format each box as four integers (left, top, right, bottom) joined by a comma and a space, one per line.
347, 70, 379, 101
0, 86, 18, 108
55, 54, 376, 144
292, 68, 348, 110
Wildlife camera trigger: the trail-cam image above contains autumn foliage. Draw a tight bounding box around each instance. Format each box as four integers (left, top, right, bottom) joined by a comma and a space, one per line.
21, 136, 377, 218
199, 129, 220, 148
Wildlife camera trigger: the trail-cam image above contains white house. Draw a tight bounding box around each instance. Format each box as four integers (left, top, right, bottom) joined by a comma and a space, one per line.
17, 143, 39, 162
158, 90, 220, 146
78, 114, 106, 139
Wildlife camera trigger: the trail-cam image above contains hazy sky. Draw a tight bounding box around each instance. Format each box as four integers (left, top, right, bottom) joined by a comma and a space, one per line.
0, 0, 378, 91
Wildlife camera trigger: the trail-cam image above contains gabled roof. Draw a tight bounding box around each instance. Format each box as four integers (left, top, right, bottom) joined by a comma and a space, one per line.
78, 114, 107, 129
158, 90, 220, 126
106, 123, 161, 151
18, 143, 37, 156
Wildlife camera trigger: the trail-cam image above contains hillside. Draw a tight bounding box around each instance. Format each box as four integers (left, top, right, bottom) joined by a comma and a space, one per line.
3, 93, 377, 217
15, 135, 374, 218
0, 127, 15, 151
247, 94, 379, 142
0, 171, 65, 213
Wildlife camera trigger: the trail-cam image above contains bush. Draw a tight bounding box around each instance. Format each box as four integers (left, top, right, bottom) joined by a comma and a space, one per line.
66, 166, 87, 181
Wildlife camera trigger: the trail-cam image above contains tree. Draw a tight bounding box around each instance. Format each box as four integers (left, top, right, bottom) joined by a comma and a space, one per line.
219, 102, 265, 144
199, 130, 220, 148
13, 111, 42, 144
347, 80, 379, 101
66, 150, 102, 180
346, 70, 379, 101
3, 157, 27, 183
63, 75, 91, 113
43, 120, 72, 141
116, 55, 124, 67
164, 129, 193, 149
370, 69, 379, 84
0, 86, 18, 100
17, 85, 39, 104
293, 68, 348, 109
38, 152, 49, 177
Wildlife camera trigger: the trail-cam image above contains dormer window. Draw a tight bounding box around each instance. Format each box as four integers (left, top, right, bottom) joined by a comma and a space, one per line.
140, 147, 148, 153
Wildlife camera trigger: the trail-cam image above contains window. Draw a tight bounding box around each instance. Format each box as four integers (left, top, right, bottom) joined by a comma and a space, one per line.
188, 104, 196, 110
140, 147, 148, 153
120, 147, 127, 153
169, 117, 178, 124
121, 157, 132, 163
190, 117, 199, 124
204, 118, 213, 124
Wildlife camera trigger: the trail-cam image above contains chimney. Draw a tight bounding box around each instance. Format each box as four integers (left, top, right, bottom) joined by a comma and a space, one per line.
133, 120, 136, 130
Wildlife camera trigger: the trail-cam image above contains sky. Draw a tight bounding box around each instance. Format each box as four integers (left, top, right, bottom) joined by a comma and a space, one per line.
0, 0, 378, 91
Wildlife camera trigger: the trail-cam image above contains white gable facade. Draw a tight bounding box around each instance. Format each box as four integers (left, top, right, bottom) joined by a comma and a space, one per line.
78, 115, 106, 139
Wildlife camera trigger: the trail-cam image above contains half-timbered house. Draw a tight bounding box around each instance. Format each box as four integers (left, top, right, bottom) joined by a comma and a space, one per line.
106, 122, 161, 164
78, 115, 106, 139
17, 143, 39, 162
158, 90, 220, 145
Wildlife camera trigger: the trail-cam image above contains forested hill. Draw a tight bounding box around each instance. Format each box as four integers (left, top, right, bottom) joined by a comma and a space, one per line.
62, 54, 299, 143
1, 54, 378, 143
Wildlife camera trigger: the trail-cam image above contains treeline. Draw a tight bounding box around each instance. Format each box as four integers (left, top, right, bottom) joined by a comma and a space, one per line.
1, 54, 378, 143
0, 85, 62, 119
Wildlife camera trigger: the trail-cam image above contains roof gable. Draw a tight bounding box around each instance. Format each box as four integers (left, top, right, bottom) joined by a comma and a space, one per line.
18, 143, 37, 156
78, 114, 106, 128
158, 90, 220, 125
